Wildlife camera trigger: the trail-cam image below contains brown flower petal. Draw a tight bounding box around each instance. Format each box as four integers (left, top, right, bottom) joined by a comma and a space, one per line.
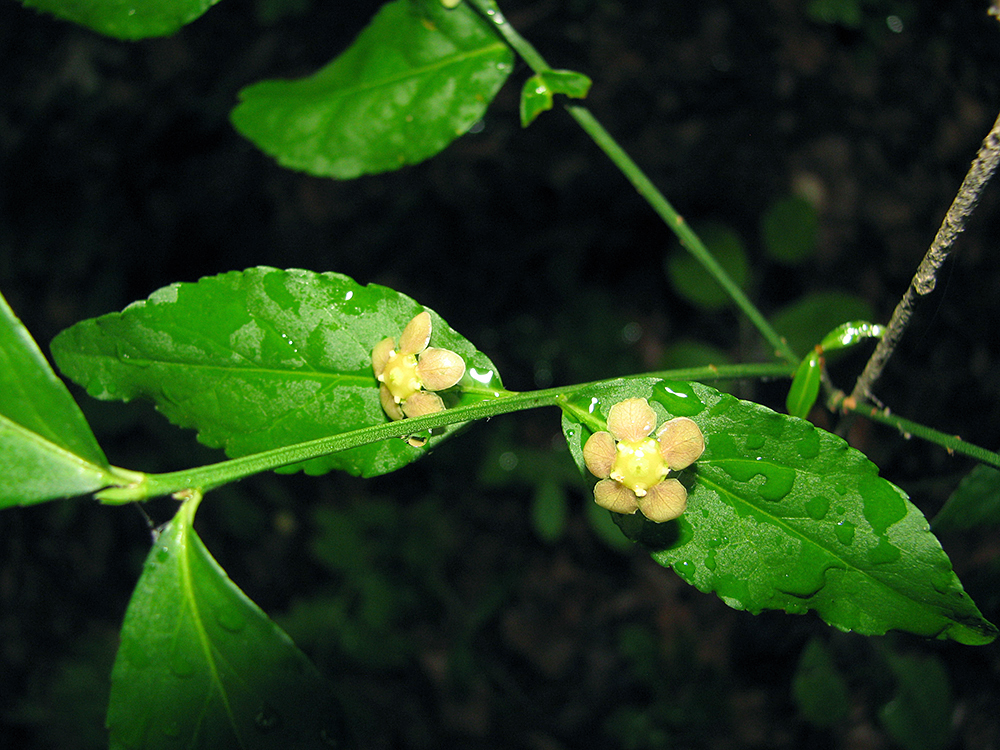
656, 417, 705, 471
402, 390, 445, 418
639, 478, 688, 522
582, 431, 616, 478
417, 347, 466, 391
379, 384, 405, 421
398, 311, 432, 356
593, 479, 639, 515
371, 337, 395, 379
607, 398, 657, 443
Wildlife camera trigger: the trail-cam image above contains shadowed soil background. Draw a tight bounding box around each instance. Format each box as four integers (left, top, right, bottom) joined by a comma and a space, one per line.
2, 0, 1000, 748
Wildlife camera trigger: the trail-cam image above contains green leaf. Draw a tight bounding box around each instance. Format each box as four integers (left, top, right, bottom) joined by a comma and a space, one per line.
560, 378, 997, 644
791, 638, 851, 727
0, 291, 112, 507
51, 267, 503, 478
520, 75, 554, 127
18, 0, 223, 39
519, 69, 592, 127
106, 493, 348, 749
819, 320, 884, 352
786, 348, 822, 419
879, 652, 952, 750
230, 0, 514, 178
761, 195, 818, 265
770, 291, 873, 359
932, 464, 1000, 531
665, 223, 750, 311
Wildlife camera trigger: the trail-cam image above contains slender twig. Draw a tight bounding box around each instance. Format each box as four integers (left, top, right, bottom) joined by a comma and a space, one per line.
465, 0, 798, 365
842, 399, 1000, 470
849, 109, 1000, 403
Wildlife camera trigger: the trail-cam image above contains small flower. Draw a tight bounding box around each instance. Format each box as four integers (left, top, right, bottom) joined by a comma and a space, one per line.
372, 311, 466, 421
582, 397, 705, 523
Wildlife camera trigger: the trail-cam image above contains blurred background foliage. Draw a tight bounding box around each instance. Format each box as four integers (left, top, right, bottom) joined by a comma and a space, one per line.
3, 0, 1000, 747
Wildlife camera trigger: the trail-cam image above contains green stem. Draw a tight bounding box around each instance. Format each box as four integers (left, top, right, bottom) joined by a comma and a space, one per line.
467, 0, 798, 364
96, 362, 793, 503
844, 400, 1000, 469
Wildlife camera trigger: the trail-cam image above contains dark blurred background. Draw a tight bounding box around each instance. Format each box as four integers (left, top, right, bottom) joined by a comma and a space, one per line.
3, 0, 1000, 747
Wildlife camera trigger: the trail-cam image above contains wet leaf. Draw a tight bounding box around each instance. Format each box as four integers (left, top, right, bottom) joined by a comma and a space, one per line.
18, 0, 222, 39
561, 378, 997, 644
50, 267, 503, 478
770, 292, 873, 358
520, 69, 592, 127
819, 320, 884, 352
106, 494, 348, 749
786, 348, 822, 419
1, 291, 111, 507
231, 0, 513, 178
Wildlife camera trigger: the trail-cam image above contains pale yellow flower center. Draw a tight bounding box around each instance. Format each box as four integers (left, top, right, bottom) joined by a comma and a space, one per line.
382, 352, 422, 403
610, 437, 668, 497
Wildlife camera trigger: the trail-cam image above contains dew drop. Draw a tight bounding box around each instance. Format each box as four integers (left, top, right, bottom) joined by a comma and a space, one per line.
719, 461, 795, 501
587, 396, 601, 414
756, 465, 795, 501
254, 705, 282, 733
859, 476, 907, 535
169, 654, 196, 679
804, 495, 829, 520
651, 380, 706, 416
796, 427, 821, 459
215, 605, 247, 633
833, 519, 855, 545
868, 537, 901, 564
675, 559, 696, 582
745, 433, 765, 450
704, 549, 717, 571
930, 566, 954, 594
155, 547, 169, 563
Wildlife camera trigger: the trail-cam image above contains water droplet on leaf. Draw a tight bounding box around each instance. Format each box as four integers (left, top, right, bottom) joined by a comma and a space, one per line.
804, 495, 829, 520
169, 654, 196, 679
868, 537, 901, 564
833, 519, 855, 545
651, 380, 706, 416
215, 605, 246, 633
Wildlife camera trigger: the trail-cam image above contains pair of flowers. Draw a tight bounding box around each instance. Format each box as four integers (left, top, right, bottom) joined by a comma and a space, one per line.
372, 313, 704, 523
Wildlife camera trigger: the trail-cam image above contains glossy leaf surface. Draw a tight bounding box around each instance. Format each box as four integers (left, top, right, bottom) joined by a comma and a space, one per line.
107, 494, 347, 749
18, 0, 222, 39
1, 291, 111, 507
819, 320, 884, 352
786, 348, 822, 419
520, 69, 592, 127
561, 378, 996, 644
231, 0, 513, 178
51, 267, 503, 477
770, 291, 872, 358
